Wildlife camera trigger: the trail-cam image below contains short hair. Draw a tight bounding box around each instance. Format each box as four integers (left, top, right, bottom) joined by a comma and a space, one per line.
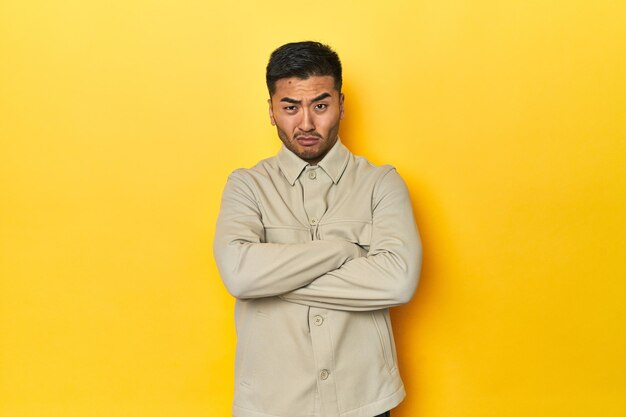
266, 41, 343, 96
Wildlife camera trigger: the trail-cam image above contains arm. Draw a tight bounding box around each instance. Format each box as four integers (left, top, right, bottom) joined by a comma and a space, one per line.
280, 169, 422, 311
213, 171, 364, 299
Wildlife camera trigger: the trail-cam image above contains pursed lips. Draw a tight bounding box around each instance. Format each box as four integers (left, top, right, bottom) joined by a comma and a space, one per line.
295, 134, 321, 146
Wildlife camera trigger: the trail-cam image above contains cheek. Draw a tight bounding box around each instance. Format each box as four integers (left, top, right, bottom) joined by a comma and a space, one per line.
276, 119, 296, 139
319, 114, 340, 133
278, 116, 296, 129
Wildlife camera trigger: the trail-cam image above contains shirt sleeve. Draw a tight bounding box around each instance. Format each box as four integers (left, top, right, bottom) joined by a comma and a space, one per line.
279, 169, 422, 311
213, 170, 364, 299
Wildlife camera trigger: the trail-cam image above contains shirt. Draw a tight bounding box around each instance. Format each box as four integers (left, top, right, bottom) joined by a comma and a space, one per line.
214, 139, 422, 417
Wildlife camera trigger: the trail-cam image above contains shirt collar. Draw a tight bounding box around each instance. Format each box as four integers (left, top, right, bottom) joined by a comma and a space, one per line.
317, 138, 350, 184
277, 138, 350, 186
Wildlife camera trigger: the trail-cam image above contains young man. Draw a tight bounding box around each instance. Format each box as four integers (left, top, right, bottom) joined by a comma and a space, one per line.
214, 41, 422, 417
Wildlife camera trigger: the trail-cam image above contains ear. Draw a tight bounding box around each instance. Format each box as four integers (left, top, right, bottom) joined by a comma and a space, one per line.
339, 93, 345, 120
268, 98, 276, 126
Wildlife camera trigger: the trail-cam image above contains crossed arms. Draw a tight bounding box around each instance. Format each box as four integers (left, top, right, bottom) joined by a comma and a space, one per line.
213, 168, 422, 312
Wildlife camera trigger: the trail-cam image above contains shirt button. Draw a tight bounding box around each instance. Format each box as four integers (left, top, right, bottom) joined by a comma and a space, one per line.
310, 217, 318, 226
308, 170, 317, 180
320, 369, 330, 380
313, 315, 324, 326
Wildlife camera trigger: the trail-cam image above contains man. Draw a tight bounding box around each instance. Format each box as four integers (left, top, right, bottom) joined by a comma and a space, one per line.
214, 41, 422, 417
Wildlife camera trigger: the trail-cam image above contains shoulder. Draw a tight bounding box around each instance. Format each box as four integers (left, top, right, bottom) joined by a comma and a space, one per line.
223, 155, 285, 202
348, 153, 398, 184
227, 155, 280, 182
345, 153, 410, 203
353, 154, 395, 173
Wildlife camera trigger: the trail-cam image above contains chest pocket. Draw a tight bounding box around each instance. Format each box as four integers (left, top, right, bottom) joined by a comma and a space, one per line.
318, 220, 372, 250
264, 226, 311, 244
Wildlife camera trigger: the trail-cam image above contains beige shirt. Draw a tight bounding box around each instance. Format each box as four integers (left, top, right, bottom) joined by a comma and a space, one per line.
214, 140, 422, 417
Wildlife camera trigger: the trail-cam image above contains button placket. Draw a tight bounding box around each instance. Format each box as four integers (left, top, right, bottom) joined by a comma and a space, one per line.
300, 166, 328, 241
309, 307, 338, 415
300, 168, 339, 413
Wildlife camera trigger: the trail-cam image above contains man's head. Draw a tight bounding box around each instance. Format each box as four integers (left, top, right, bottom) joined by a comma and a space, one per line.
266, 41, 345, 165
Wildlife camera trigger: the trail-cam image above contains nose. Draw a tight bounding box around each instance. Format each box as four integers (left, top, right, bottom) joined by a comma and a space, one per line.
298, 108, 315, 132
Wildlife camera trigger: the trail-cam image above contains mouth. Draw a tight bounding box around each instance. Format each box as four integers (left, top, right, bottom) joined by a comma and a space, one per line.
296, 136, 320, 146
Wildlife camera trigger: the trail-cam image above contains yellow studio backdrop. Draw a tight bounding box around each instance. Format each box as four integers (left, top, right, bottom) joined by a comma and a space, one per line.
1, 1, 625, 416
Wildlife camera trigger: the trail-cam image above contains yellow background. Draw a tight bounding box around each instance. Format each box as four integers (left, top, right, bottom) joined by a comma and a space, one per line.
1, 0, 625, 416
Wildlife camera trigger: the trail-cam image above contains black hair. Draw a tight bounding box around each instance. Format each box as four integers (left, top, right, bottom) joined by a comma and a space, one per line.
266, 41, 342, 96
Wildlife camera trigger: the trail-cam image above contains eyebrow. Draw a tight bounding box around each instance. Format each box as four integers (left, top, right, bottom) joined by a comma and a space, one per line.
280, 92, 332, 104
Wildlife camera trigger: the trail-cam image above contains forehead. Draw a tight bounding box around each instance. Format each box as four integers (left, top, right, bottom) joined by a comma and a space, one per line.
272, 75, 338, 99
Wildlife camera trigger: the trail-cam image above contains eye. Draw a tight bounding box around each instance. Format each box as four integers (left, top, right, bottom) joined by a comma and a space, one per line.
284, 105, 298, 113
314, 103, 328, 110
